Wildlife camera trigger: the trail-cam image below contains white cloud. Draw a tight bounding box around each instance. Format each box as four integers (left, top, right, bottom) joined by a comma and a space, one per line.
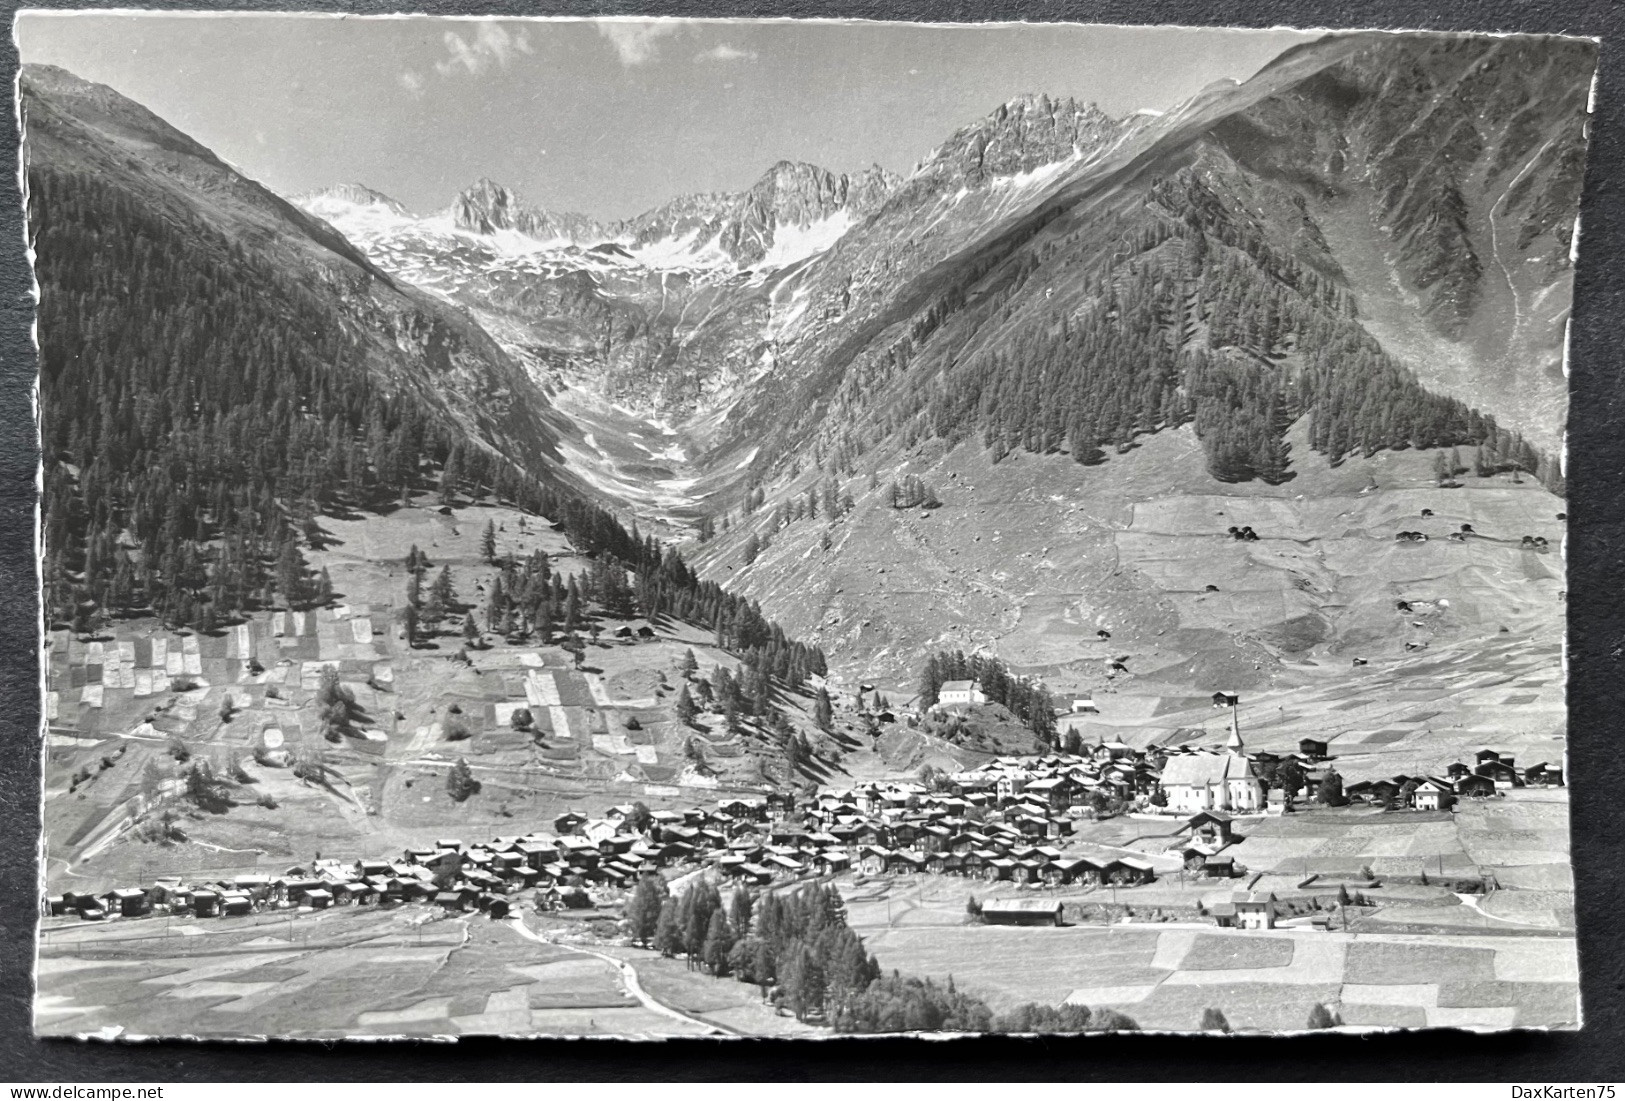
434, 22, 534, 78
595, 21, 681, 67
694, 43, 757, 63
399, 70, 426, 95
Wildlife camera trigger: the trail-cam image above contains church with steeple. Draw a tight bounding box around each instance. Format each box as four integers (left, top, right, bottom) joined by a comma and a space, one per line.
1155, 695, 1266, 814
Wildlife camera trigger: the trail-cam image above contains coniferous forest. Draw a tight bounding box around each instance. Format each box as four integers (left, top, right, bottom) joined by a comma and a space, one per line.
777, 164, 1563, 496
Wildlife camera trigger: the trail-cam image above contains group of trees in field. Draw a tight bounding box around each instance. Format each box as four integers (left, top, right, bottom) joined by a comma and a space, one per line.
669, 655, 817, 779
885, 474, 941, 510
479, 544, 635, 647
627, 879, 879, 1022
917, 650, 1056, 741
400, 546, 466, 647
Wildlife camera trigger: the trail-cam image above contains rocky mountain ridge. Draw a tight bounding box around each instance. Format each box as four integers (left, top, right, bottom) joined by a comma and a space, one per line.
436, 158, 903, 269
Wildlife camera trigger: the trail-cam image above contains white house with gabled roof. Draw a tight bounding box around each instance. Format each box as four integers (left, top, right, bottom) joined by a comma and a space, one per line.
936, 679, 987, 708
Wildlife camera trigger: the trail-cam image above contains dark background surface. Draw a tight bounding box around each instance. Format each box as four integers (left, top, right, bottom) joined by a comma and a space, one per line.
1, 0, 1620, 1080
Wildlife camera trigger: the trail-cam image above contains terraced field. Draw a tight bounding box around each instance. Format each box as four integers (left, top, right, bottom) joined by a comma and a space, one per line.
40, 498, 800, 896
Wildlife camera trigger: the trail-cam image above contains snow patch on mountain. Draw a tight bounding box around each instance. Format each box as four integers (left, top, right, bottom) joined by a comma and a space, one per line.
758, 211, 854, 269
624, 227, 733, 271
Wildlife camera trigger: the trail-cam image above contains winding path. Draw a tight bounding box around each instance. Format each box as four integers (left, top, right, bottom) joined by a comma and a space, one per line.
504, 917, 738, 1036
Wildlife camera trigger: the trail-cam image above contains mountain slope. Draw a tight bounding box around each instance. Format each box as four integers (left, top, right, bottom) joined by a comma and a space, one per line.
676, 32, 1586, 680
23, 63, 596, 634
22, 64, 574, 487
702, 34, 1586, 492
1206, 34, 1593, 452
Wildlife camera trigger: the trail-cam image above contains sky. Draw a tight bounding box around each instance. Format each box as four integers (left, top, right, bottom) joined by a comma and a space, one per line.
16, 14, 1320, 221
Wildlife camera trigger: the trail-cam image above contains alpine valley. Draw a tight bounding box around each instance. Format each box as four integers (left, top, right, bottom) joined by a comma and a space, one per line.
27, 26, 1592, 1038
288, 31, 1585, 690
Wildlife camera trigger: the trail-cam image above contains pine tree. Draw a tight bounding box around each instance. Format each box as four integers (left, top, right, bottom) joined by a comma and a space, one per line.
480, 519, 497, 564
432, 565, 456, 610
814, 687, 834, 732
275, 539, 308, 610
729, 888, 753, 937
654, 898, 684, 958
675, 684, 698, 726
625, 876, 668, 947
702, 909, 735, 975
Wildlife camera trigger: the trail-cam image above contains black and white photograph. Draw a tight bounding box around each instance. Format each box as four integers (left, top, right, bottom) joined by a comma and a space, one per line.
18, 12, 1594, 1039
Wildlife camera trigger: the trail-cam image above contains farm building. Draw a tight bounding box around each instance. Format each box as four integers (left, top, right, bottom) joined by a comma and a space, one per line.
981, 898, 1065, 926
1113, 857, 1157, 885
1349, 778, 1400, 806
434, 889, 471, 912
1182, 810, 1237, 845
1454, 774, 1497, 798
1476, 759, 1523, 787
1298, 738, 1329, 760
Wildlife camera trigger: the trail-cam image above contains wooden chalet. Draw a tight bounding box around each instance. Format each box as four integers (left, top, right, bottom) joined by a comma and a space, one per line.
1524, 762, 1565, 787
190, 889, 221, 918
102, 888, 151, 918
